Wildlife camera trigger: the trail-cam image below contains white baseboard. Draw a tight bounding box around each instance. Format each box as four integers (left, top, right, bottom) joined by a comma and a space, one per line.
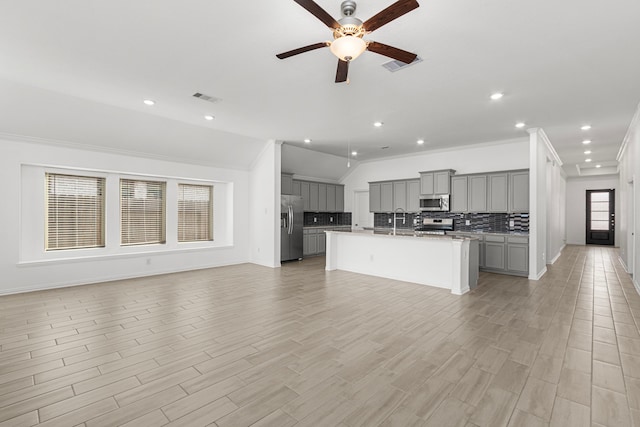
618, 256, 631, 274
634, 277, 640, 296
548, 245, 566, 265
0, 259, 249, 296
529, 266, 548, 281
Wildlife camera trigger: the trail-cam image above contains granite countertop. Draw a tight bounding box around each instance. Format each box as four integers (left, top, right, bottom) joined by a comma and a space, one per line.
447, 231, 530, 236
328, 229, 481, 241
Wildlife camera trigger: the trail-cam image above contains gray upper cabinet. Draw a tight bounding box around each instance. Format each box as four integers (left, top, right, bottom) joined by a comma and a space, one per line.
450, 176, 468, 213
509, 170, 529, 213
420, 173, 435, 195
380, 182, 394, 212
326, 185, 336, 211
309, 183, 319, 211
281, 174, 293, 195
301, 181, 310, 211
407, 180, 420, 212
295, 180, 344, 212
487, 173, 508, 212
393, 181, 407, 211
468, 175, 488, 212
336, 185, 344, 212
369, 183, 381, 213
435, 171, 451, 194
370, 179, 420, 213
420, 170, 454, 195
318, 184, 327, 211
292, 180, 301, 196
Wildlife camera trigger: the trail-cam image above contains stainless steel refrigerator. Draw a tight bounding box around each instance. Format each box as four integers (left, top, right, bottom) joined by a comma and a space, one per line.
281, 195, 304, 262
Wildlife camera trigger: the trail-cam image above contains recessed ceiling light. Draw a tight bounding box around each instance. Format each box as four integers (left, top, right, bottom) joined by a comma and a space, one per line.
373, 121, 384, 127
351, 151, 358, 156
515, 122, 526, 128
204, 115, 214, 121
143, 99, 155, 106
490, 93, 504, 100
584, 150, 591, 154
585, 158, 592, 162
582, 140, 591, 145
581, 125, 592, 131
417, 139, 425, 145
596, 164, 602, 168
303, 138, 311, 143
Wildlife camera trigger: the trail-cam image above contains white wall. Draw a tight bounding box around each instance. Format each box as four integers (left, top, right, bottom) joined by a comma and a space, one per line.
546, 160, 567, 263
1, 137, 253, 295
565, 175, 619, 246
249, 141, 280, 268
341, 138, 529, 211
617, 103, 640, 291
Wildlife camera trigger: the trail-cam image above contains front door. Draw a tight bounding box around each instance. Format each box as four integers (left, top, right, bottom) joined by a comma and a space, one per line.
586, 189, 615, 245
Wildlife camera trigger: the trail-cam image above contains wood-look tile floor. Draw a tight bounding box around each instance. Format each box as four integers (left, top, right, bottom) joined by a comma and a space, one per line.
1, 245, 639, 426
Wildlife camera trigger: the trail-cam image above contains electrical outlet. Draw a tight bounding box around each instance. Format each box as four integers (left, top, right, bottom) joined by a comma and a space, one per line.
465, 220, 471, 226
314, 217, 317, 223
330, 216, 333, 222
509, 220, 515, 228
388, 218, 392, 224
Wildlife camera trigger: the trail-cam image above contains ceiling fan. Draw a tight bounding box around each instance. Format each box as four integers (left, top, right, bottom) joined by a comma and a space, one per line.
277, 0, 419, 83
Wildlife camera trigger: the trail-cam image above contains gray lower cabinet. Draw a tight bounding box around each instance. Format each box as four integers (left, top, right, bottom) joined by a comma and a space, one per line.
318, 232, 326, 254
506, 236, 529, 275
304, 228, 333, 256
304, 231, 318, 256
484, 236, 506, 270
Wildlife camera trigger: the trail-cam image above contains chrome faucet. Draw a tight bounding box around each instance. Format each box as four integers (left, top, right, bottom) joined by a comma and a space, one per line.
393, 208, 406, 235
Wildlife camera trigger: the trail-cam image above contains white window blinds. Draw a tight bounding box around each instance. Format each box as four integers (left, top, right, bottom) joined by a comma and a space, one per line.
178, 184, 213, 242
120, 179, 166, 245
46, 173, 105, 250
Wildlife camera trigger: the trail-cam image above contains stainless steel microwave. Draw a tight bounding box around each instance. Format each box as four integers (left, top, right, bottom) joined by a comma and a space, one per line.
419, 194, 450, 211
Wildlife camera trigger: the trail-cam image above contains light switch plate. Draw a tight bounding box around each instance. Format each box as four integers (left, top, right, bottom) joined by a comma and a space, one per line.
509, 220, 515, 227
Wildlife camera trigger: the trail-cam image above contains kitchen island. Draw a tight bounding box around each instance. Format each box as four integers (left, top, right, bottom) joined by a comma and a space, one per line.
325, 230, 479, 295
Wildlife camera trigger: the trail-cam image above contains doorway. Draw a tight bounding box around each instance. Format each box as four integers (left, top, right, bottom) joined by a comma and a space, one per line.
586, 189, 615, 245
353, 190, 372, 228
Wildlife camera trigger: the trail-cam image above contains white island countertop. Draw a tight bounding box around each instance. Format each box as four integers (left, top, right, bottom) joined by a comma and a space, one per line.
325, 230, 479, 295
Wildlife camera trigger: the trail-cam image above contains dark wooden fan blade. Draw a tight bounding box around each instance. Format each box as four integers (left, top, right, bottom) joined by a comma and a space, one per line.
367, 41, 417, 64
335, 59, 349, 83
276, 42, 329, 59
363, 0, 419, 33
294, 0, 341, 29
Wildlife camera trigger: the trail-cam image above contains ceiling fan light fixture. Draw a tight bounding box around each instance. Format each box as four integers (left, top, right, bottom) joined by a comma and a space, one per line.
330, 36, 366, 61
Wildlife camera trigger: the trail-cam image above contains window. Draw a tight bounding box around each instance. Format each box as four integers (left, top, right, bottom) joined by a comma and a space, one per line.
178, 184, 213, 242
45, 173, 105, 250
120, 179, 166, 245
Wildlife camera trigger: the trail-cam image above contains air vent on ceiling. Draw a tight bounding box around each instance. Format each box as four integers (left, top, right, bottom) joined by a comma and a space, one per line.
192, 92, 221, 103
382, 56, 423, 72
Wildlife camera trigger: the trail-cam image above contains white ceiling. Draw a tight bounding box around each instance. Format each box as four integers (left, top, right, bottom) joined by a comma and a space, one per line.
1, 0, 639, 176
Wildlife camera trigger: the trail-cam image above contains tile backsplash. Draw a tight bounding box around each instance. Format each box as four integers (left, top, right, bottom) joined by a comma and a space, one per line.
304, 212, 352, 227
374, 212, 529, 233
